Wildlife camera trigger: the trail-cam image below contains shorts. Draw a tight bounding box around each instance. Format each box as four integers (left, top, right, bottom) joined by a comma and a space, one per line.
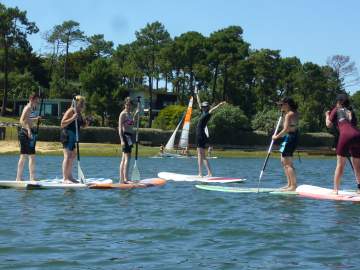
122, 132, 133, 153
196, 135, 208, 149
61, 129, 76, 151
337, 137, 360, 158
19, 128, 36, 155
279, 132, 298, 157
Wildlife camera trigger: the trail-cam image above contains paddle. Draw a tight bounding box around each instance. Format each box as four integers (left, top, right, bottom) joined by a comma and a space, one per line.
131, 96, 141, 181
257, 114, 283, 192
29, 92, 44, 149
73, 97, 86, 184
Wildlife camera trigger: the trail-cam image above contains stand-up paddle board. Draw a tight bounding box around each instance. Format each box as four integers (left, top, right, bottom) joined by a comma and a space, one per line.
195, 185, 298, 195
195, 185, 275, 193
89, 178, 166, 189
0, 178, 112, 189
296, 185, 360, 202
158, 172, 245, 183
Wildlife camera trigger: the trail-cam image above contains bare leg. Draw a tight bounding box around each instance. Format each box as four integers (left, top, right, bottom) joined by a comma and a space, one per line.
16, 155, 27, 181
351, 157, 360, 193
68, 151, 76, 180
120, 153, 130, 182
333, 155, 346, 194
283, 157, 297, 191
280, 156, 290, 189
203, 149, 212, 176
197, 148, 203, 177
62, 149, 73, 182
29, 155, 35, 181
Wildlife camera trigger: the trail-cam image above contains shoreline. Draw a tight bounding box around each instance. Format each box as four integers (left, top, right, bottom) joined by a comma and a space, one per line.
0, 141, 336, 158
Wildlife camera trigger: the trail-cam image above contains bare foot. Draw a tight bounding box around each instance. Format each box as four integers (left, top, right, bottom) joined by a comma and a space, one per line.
198, 174, 203, 178
332, 190, 339, 195
123, 180, 135, 184
206, 174, 212, 177
16, 179, 24, 182
286, 186, 297, 191
280, 185, 289, 190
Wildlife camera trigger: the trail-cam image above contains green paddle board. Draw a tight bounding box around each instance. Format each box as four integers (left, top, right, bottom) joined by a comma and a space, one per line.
195, 185, 277, 193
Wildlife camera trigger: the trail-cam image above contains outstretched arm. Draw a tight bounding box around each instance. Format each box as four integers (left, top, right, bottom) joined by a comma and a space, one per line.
209, 101, 226, 114
194, 85, 202, 109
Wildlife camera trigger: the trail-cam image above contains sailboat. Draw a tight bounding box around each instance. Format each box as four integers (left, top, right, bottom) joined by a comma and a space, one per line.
160, 97, 194, 158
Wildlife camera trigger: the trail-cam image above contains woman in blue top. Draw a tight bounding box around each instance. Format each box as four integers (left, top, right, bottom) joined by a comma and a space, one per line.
195, 89, 226, 177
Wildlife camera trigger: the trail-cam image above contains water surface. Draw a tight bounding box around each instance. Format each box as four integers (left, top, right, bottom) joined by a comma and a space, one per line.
0, 155, 359, 269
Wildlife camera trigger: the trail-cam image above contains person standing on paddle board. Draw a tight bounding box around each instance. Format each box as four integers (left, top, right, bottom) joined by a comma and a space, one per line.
272, 97, 299, 191
119, 97, 139, 183
326, 94, 360, 194
16, 93, 41, 181
60, 95, 86, 183
195, 90, 226, 177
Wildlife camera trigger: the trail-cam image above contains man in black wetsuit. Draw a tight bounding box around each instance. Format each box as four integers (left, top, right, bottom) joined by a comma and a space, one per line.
195, 90, 226, 176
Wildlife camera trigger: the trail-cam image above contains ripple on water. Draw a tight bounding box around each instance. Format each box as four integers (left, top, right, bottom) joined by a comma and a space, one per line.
1, 156, 360, 269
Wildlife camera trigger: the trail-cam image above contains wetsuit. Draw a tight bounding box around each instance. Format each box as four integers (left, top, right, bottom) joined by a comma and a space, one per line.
121, 113, 134, 153
196, 112, 211, 149
279, 115, 299, 157
329, 107, 360, 158
61, 116, 84, 151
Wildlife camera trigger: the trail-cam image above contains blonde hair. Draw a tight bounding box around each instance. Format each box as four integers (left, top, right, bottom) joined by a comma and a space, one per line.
76, 95, 85, 105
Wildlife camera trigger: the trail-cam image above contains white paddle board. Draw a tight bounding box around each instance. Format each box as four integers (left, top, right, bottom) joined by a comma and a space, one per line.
158, 172, 245, 183
296, 184, 360, 202
0, 178, 112, 189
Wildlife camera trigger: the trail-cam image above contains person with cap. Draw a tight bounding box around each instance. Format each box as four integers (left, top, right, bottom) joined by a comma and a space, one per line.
60, 95, 86, 183
195, 90, 226, 177
16, 93, 41, 181
272, 97, 299, 191
325, 93, 360, 194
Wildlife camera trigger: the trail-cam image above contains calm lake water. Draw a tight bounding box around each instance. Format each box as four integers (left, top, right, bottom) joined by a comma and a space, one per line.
0, 155, 360, 269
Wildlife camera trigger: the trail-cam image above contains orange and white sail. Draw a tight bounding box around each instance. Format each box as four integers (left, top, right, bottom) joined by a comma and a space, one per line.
178, 97, 193, 149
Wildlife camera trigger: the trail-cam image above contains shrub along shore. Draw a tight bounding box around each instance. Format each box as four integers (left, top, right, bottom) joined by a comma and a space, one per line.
0, 126, 337, 158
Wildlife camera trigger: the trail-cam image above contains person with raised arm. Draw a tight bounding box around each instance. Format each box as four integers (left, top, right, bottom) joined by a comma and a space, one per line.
325, 94, 360, 194
195, 89, 226, 177
16, 93, 41, 181
118, 97, 139, 183
272, 97, 299, 191
60, 95, 86, 183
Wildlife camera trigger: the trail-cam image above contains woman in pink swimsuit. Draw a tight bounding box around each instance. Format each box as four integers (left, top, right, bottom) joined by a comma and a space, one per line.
325, 94, 360, 194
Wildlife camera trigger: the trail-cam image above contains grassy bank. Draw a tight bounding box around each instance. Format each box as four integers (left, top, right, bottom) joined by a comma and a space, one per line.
0, 141, 336, 158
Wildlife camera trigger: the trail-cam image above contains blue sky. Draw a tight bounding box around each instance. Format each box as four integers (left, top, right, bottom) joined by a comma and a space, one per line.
3, 0, 360, 91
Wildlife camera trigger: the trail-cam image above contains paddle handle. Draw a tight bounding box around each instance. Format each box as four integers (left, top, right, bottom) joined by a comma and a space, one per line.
135, 96, 141, 161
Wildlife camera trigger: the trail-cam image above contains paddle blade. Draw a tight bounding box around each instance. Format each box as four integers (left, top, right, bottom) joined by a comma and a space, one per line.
78, 162, 86, 183
131, 161, 141, 181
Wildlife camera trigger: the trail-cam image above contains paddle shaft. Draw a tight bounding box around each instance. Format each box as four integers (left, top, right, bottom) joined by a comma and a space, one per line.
36, 93, 44, 134
257, 114, 283, 191
73, 98, 80, 162
135, 96, 141, 161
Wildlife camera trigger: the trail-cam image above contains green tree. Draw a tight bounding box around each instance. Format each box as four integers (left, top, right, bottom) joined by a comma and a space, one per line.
47, 20, 86, 84
79, 58, 120, 126
207, 26, 249, 101
0, 3, 38, 115
133, 21, 171, 127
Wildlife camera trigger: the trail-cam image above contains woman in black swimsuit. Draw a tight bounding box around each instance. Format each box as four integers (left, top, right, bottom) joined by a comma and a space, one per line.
195, 90, 226, 177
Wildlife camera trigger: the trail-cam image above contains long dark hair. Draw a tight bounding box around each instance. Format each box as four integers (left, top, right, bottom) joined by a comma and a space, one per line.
280, 97, 298, 112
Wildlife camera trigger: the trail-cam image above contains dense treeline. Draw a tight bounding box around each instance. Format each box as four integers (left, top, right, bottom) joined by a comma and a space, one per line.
1, 2, 359, 131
